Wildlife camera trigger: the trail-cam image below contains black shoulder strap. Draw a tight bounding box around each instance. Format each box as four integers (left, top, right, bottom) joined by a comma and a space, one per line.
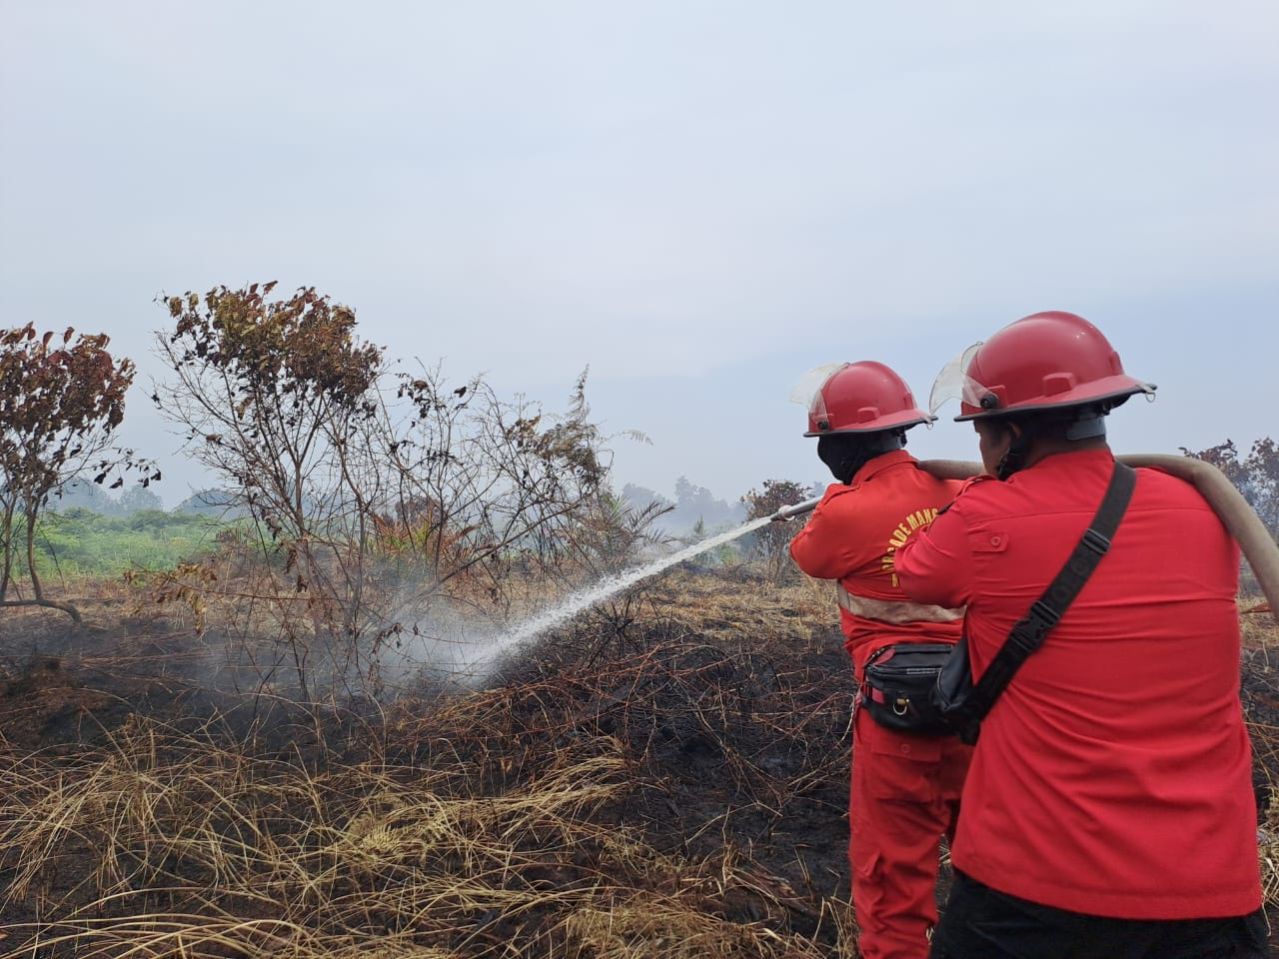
964, 461, 1137, 718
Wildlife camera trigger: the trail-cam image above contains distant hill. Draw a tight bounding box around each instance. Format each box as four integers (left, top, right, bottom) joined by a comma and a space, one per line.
172, 489, 249, 518
48, 479, 163, 517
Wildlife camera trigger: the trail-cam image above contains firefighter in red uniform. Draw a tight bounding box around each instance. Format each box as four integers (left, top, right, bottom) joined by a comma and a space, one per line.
896, 312, 1266, 958
788, 362, 973, 959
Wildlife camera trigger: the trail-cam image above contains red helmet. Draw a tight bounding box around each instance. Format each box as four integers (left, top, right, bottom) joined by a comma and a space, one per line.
795, 361, 933, 437
930, 311, 1156, 421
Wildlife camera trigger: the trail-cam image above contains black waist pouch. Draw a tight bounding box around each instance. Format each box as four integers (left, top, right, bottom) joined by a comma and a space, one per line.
933, 634, 978, 743
861, 642, 955, 736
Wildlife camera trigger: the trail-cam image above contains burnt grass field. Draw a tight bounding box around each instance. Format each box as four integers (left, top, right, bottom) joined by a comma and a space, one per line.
0, 569, 1275, 958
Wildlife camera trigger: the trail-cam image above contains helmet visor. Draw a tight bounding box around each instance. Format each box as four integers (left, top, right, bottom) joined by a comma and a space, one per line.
791, 362, 848, 425
928, 342, 987, 416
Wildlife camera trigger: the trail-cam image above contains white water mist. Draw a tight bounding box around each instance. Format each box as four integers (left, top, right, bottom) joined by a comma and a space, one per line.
402, 515, 775, 685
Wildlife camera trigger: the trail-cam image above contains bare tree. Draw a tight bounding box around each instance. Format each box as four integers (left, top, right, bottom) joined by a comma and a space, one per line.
155, 284, 384, 699
0, 325, 151, 620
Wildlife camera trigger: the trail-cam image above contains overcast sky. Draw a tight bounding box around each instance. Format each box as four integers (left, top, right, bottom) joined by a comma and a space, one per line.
2, 1, 1276, 506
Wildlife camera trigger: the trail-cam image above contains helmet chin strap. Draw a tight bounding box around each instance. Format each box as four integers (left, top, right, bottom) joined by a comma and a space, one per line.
818, 431, 906, 484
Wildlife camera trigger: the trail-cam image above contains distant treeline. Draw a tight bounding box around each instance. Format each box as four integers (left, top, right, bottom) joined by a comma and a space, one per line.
621, 477, 749, 535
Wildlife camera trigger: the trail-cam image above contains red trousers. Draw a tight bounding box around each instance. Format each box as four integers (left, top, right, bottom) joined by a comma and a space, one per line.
850, 710, 972, 959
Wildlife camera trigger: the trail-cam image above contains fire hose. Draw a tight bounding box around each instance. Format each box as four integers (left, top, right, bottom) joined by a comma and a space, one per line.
771, 455, 1279, 622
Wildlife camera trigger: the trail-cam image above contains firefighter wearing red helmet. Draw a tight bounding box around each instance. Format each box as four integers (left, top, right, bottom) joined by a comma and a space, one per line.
897, 312, 1266, 958
788, 361, 973, 959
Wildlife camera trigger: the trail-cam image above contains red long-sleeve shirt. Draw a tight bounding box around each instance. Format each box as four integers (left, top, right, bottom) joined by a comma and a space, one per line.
895, 448, 1261, 920
789, 450, 964, 674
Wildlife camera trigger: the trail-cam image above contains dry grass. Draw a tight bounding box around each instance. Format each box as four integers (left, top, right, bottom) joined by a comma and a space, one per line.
0, 715, 850, 958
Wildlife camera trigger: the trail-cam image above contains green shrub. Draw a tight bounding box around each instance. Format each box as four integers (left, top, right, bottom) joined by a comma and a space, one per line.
32, 510, 229, 576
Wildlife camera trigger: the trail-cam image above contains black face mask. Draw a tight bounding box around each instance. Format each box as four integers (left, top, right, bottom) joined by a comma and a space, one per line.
817, 432, 903, 484
995, 435, 1029, 480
